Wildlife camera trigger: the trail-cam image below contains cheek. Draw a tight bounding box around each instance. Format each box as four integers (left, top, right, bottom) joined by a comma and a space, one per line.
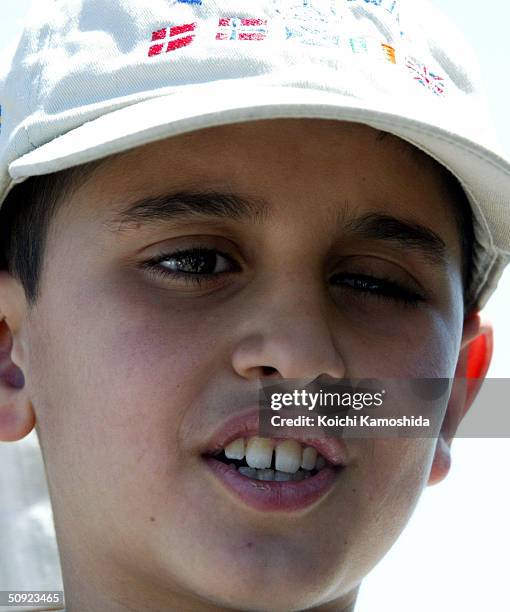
351, 438, 435, 546
342, 306, 461, 378
367, 439, 434, 499
27, 281, 229, 495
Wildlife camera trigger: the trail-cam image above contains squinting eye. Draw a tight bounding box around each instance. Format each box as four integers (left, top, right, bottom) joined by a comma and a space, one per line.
140, 247, 239, 285
330, 272, 425, 307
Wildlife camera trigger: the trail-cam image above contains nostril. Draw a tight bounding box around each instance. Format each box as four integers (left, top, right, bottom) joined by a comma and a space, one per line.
261, 366, 278, 377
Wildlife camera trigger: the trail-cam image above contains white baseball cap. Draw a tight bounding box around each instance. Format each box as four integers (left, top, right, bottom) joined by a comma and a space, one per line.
1, 0, 509, 311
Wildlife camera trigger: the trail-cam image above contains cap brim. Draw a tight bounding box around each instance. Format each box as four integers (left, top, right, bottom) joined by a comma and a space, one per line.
9, 86, 510, 309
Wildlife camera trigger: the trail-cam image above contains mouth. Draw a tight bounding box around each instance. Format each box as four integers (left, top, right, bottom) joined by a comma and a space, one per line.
201, 408, 347, 513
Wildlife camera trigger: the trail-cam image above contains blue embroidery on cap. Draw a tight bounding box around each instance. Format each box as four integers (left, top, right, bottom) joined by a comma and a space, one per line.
348, 37, 396, 63
177, 0, 202, 4
277, 0, 339, 19
349, 37, 368, 53
346, 0, 398, 14
276, 0, 342, 47
346, 0, 403, 37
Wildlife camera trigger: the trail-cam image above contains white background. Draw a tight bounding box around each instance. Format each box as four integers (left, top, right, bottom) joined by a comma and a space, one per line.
0, 2, 509, 611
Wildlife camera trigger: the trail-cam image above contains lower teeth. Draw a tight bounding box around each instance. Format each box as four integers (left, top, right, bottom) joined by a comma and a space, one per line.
236, 466, 312, 481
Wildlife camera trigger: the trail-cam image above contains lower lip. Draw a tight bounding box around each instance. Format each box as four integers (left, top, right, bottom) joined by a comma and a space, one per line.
203, 457, 341, 513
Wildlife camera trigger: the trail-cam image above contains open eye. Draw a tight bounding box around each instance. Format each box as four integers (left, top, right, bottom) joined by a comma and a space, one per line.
140, 247, 240, 285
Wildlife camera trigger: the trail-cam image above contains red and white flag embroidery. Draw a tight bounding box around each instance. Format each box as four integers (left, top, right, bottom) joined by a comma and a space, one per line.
405, 58, 445, 96
148, 23, 197, 57
216, 18, 268, 41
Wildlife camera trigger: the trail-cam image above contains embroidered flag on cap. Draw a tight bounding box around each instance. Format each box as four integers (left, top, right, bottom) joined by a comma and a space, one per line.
349, 37, 396, 64
381, 43, 396, 64
406, 58, 445, 96
148, 22, 197, 57
277, 0, 341, 47
216, 18, 268, 41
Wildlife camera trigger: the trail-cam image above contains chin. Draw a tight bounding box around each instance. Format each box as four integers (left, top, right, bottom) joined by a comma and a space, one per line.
177, 548, 352, 612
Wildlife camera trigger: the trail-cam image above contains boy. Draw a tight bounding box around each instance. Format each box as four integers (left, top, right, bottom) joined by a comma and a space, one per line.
0, 0, 508, 610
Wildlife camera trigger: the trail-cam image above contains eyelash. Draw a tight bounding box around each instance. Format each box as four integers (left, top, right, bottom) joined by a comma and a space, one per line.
140, 247, 425, 306
140, 247, 239, 285
329, 272, 425, 307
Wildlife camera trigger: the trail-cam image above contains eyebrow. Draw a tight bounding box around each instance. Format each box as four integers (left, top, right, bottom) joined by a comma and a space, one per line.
104, 189, 271, 229
342, 212, 448, 267
104, 189, 448, 267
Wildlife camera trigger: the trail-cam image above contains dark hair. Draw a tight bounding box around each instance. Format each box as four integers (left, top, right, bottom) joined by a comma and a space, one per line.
0, 158, 475, 314
439, 167, 475, 313
0, 162, 102, 307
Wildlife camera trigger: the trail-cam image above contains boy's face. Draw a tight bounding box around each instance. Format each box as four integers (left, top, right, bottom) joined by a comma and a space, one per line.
20, 120, 467, 610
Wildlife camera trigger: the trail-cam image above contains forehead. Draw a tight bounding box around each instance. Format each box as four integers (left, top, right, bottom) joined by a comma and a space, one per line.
100, 119, 437, 175
58, 119, 462, 261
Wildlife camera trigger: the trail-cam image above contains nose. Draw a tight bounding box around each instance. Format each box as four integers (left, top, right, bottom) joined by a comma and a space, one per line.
230, 283, 346, 382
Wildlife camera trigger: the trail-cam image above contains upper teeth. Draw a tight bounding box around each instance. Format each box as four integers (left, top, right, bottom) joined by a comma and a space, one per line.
223, 436, 326, 473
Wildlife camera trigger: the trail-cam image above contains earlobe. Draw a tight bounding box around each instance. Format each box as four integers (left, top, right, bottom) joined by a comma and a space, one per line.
0, 398, 35, 441
427, 312, 493, 486
0, 271, 35, 441
427, 437, 451, 486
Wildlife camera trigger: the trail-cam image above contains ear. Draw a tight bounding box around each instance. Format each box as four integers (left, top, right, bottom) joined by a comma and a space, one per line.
0, 270, 35, 441
427, 311, 493, 485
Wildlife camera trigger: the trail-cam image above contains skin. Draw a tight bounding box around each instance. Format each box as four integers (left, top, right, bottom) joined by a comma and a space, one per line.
0, 120, 493, 612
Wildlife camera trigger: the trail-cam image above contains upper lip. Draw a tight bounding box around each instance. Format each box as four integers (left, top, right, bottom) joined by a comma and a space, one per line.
201, 406, 349, 467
